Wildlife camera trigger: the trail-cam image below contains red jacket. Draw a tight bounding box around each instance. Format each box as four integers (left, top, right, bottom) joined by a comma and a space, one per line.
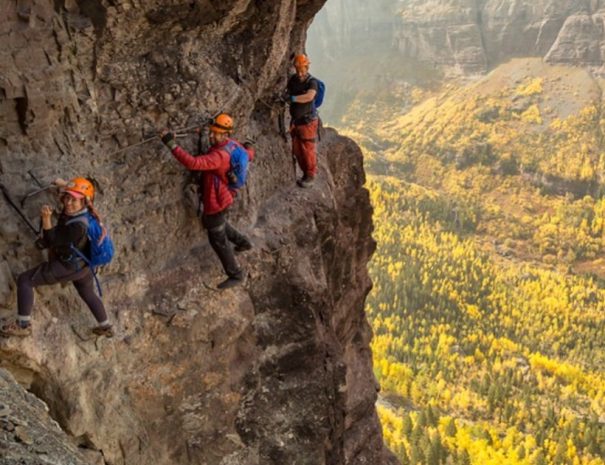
171, 139, 255, 215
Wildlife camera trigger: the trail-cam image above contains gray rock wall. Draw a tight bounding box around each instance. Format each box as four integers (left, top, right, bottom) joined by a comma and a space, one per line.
0, 1, 396, 464
0, 368, 93, 464
396, 0, 605, 70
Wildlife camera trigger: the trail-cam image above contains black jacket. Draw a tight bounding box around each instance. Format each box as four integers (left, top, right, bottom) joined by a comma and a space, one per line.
41, 211, 89, 262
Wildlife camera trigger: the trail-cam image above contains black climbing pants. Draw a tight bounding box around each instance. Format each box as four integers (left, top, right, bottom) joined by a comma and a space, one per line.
202, 210, 249, 278
17, 260, 108, 325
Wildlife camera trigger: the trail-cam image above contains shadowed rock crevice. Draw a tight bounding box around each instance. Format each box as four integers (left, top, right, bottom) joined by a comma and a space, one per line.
77, 0, 107, 37
15, 96, 29, 134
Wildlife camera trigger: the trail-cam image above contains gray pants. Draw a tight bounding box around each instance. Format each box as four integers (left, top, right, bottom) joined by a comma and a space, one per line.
202, 211, 249, 278
17, 260, 108, 325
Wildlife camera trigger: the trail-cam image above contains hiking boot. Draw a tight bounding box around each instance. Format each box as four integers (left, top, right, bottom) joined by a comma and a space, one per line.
217, 272, 247, 290
234, 242, 253, 253
0, 322, 32, 338
91, 325, 114, 338
296, 175, 315, 188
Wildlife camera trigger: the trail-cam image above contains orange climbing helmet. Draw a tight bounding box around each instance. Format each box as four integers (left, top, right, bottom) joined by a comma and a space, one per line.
64, 177, 94, 202
210, 113, 234, 134
293, 54, 310, 69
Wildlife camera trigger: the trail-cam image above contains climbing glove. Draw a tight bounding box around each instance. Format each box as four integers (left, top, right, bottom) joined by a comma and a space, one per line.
161, 132, 177, 150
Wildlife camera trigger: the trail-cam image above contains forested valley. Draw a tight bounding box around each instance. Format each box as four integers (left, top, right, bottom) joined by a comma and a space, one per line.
343, 59, 605, 465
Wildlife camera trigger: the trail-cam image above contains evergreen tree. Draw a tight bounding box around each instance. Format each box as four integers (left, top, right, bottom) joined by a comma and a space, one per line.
426, 405, 438, 426
417, 410, 428, 428
411, 424, 424, 446
544, 406, 556, 429
458, 449, 471, 465
487, 385, 497, 413
596, 427, 605, 455
425, 443, 439, 465
403, 413, 414, 437
503, 403, 514, 422
532, 451, 547, 465
553, 439, 568, 465
481, 429, 493, 446
419, 430, 432, 458
410, 442, 423, 465
400, 447, 410, 465
431, 433, 446, 465
445, 419, 457, 438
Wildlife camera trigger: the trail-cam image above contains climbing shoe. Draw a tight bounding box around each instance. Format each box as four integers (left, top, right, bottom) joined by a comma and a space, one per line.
91, 325, 114, 338
234, 242, 253, 253
0, 322, 32, 338
296, 175, 315, 188
217, 272, 246, 290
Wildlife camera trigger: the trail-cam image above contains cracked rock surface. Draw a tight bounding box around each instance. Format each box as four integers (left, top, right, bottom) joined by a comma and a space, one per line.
0, 368, 92, 465
0, 1, 395, 464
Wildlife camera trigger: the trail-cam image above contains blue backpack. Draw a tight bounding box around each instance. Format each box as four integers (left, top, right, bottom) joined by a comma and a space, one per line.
222, 140, 250, 190
67, 211, 115, 296
311, 75, 326, 109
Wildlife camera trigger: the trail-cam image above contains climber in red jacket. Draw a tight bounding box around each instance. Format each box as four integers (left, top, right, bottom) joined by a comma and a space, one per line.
285, 54, 319, 188
160, 113, 254, 289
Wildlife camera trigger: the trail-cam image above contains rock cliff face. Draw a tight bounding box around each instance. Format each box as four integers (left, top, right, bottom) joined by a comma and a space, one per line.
308, 0, 605, 122
310, 0, 605, 75
395, 0, 605, 72
0, 1, 396, 465
0, 368, 92, 465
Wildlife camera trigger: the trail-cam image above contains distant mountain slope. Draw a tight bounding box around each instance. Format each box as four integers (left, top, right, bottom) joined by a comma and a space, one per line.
349, 58, 605, 267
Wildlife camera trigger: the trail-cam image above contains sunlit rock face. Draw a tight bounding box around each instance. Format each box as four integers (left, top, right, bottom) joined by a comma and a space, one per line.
308, 0, 605, 124
310, 0, 605, 77
395, 0, 605, 71
0, 1, 396, 464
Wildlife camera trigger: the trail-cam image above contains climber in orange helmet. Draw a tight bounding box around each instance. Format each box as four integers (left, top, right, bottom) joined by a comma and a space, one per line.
284, 54, 320, 188
0, 177, 113, 338
159, 114, 255, 290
